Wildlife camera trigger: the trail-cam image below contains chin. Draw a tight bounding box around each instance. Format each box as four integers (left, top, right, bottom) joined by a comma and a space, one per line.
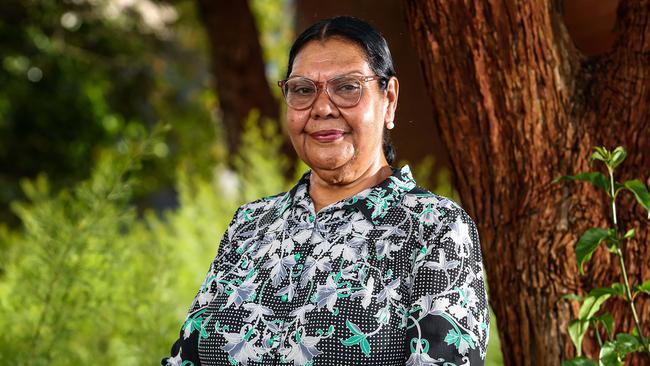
308, 154, 359, 184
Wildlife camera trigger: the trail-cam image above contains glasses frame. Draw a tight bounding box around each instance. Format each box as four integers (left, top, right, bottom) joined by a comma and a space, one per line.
277, 74, 384, 110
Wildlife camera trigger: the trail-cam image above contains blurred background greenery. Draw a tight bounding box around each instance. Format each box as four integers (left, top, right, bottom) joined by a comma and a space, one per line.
0, 0, 502, 364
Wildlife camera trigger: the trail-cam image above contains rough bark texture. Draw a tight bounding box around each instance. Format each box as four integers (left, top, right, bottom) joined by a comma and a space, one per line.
403, 0, 649, 365
196, 0, 288, 160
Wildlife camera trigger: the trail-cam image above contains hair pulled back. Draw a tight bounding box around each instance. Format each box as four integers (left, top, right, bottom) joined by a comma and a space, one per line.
286, 16, 397, 165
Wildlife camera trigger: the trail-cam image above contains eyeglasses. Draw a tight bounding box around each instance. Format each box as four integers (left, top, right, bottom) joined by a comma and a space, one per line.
277, 74, 384, 110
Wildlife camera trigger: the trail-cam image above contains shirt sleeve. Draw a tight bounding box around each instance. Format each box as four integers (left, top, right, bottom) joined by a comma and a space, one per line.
160, 205, 243, 366
404, 200, 490, 365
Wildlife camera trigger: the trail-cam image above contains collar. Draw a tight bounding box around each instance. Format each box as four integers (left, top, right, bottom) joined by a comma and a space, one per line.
277, 165, 416, 224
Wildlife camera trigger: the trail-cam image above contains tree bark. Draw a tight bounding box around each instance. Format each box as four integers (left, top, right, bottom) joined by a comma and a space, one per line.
196, 0, 287, 160
403, 0, 649, 365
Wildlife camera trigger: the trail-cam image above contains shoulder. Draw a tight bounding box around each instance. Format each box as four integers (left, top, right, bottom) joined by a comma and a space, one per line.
230, 192, 290, 222
399, 185, 473, 227
237, 191, 286, 215
228, 191, 289, 230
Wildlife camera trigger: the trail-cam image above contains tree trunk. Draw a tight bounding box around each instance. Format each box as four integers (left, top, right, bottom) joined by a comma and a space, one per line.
196, 0, 292, 161
403, 0, 649, 365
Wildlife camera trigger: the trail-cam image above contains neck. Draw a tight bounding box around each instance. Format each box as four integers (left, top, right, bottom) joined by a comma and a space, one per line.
309, 158, 392, 213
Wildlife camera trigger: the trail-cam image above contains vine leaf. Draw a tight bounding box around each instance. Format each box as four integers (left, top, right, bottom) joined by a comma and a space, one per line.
576, 228, 609, 275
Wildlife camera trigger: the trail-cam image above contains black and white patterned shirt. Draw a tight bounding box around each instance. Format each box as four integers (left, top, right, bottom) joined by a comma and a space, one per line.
162, 165, 489, 366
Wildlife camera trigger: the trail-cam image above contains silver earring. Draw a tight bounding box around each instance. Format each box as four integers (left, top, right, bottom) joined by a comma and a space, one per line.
386, 121, 395, 130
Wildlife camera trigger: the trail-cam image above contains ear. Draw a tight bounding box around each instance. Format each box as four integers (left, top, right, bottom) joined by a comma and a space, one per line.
383, 76, 399, 126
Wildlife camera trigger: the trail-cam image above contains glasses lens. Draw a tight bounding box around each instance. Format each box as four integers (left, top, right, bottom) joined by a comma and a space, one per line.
328, 77, 362, 107
284, 78, 317, 109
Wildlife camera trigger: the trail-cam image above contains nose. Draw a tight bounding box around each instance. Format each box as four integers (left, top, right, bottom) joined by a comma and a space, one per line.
310, 87, 339, 120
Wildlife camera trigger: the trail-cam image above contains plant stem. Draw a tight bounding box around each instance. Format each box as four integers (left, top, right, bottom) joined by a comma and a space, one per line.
592, 320, 603, 347
608, 167, 650, 354
608, 167, 617, 226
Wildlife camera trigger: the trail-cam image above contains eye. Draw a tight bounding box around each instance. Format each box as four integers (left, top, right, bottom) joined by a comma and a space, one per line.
287, 80, 316, 95
293, 86, 316, 95
333, 78, 361, 94
338, 83, 360, 91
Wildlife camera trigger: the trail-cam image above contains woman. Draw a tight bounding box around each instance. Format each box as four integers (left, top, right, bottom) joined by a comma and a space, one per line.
163, 16, 489, 366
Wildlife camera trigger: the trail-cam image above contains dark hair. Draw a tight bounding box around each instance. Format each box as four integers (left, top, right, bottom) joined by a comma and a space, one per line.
286, 16, 397, 165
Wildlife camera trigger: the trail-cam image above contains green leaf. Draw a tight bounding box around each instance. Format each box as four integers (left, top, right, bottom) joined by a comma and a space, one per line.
622, 179, 650, 219
609, 147, 626, 170
589, 283, 625, 299
590, 147, 609, 166
623, 229, 635, 239
560, 293, 583, 302
593, 312, 613, 340
578, 293, 611, 321
461, 333, 475, 348
635, 279, 650, 297
569, 319, 589, 356
444, 328, 461, 346
341, 334, 364, 346
599, 334, 643, 366
553, 172, 610, 193
561, 357, 598, 366
360, 338, 371, 356
576, 228, 609, 275
613, 333, 641, 355
569, 291, 612, 357
599, 341, 622, 366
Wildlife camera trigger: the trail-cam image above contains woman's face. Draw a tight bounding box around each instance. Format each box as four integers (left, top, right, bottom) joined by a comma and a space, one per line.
286, 38, 398, 185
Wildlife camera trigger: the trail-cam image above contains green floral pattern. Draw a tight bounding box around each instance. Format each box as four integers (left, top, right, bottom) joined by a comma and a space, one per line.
162, 165, 489, 365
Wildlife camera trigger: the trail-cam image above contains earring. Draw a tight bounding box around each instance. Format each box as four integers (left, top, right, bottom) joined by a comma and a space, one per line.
386, 121, 395, 130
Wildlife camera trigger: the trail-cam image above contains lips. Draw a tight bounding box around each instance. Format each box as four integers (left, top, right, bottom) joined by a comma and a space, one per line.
309, 129, 345, 143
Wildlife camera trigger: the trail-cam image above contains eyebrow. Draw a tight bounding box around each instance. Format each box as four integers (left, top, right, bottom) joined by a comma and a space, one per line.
288, 70, 366, 80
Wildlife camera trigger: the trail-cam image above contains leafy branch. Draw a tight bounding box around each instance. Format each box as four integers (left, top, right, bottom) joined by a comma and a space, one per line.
555, 146, 650, 365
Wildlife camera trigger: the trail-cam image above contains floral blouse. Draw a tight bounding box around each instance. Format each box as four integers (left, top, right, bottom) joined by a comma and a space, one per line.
162, 165, 489, 366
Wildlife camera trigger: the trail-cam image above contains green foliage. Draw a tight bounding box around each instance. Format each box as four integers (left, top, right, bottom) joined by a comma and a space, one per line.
569, 292, 612, 357
0, 0, 217, 225
575, 228, 610, 275
0, 126, 168, 364
599, 334, 644, 366
554, 172, 610, 195
556, 146, 650, 364
622, 180, 650, 219
636, 280, 650, 297
562, 356, 598, 366
249, 0, 293, 93
233, 110, 290, 202
0, 113, 298, 364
